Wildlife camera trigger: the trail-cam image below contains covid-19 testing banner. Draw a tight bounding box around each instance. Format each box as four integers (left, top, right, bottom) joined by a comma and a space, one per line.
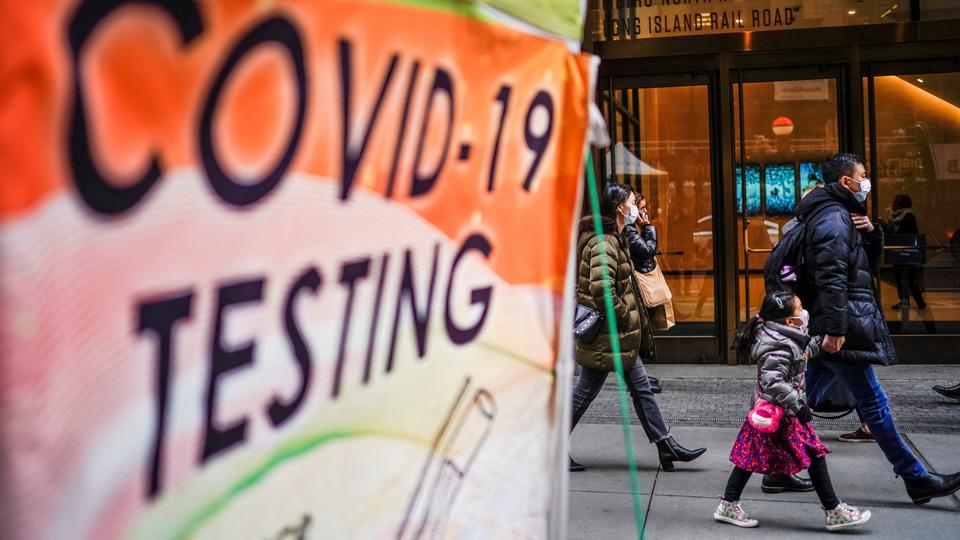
0, 0, 593, 538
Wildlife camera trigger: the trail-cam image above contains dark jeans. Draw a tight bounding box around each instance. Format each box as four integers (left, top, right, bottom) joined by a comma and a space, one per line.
724, 449, 840, 509
571, 359, 669, 443
894, 266, 925, 306
806, 359, 926, 480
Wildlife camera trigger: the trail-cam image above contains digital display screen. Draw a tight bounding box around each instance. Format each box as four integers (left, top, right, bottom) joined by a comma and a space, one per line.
800, 161, 824, 196
764, 164, 797, 215
736, 165, 761, 215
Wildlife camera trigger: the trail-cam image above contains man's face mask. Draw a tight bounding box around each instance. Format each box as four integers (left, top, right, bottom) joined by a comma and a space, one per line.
845, 175, 872, 203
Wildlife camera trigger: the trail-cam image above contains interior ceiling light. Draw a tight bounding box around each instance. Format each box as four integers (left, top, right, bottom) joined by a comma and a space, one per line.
772, 116, 794, 136
848, 10, 857, 15
917, 78, 925, 83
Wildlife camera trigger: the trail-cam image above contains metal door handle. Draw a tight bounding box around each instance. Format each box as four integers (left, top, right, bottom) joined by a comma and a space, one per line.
744, 231, 773, 254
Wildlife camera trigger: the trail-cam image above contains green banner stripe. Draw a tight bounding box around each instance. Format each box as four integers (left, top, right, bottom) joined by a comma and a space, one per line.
380, 0, 584, 41
173, 429, 418, 539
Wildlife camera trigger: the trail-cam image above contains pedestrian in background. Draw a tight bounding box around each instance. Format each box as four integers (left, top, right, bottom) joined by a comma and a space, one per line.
624, 189, 671, 393
887, 194, 927, 310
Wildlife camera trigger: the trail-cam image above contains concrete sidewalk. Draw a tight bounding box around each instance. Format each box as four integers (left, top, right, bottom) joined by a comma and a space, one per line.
567, 365, 960, 539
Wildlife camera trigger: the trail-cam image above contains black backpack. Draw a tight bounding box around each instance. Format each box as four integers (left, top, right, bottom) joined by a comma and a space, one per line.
763, 203, 840, 295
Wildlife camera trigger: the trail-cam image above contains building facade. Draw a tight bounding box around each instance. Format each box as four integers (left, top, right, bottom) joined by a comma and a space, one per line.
585, 0, 960, 363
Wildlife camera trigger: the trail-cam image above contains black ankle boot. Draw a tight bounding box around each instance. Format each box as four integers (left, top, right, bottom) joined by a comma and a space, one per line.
933, 384, 960, 400
656, 436, 706, 471
761, 474, 814, 493
903, 471, 960, 504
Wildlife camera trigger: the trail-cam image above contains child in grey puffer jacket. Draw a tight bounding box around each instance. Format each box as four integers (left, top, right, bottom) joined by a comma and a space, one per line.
713, 291, 873, 532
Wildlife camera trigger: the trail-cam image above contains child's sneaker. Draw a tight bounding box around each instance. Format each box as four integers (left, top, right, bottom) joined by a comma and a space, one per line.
714, 498, 759, 528
824, 502, 871, 531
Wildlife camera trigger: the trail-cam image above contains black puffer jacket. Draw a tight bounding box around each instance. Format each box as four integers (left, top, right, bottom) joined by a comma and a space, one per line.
794, 183, 896, 365
624, 223, 658, 274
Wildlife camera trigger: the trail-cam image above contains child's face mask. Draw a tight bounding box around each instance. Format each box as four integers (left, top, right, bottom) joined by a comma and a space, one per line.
788, 310, 810, 332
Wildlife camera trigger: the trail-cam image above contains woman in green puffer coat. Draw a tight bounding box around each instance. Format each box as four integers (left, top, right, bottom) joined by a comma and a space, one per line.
569, 183, 706, 472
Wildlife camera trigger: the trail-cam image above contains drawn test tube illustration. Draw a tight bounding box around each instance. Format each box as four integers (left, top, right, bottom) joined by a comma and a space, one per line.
396, 379, 497, 540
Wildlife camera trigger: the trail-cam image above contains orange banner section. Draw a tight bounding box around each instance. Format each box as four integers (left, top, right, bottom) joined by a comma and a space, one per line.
0, 0, 590, 286
1, 2, 592, 538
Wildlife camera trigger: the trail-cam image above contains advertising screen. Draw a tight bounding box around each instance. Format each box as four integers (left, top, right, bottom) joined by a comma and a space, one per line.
765, 164, 798, 215
736, 165, 761, 215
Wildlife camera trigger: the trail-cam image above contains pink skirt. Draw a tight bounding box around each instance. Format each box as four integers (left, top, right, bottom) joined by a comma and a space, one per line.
729, 417, 830, 476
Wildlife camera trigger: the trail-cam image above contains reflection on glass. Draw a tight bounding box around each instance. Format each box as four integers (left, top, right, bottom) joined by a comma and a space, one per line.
867, 73, 960, 333
604, 85, 715, 330
764, 164, 797, 215
733, 78, 839, 320
736, 165, 761, 215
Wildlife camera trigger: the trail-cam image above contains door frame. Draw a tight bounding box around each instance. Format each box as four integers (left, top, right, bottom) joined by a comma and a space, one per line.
599, 72, 728, 363
598, 58, 859, 364
862, 59, 960, 344
731, 64, 849, 338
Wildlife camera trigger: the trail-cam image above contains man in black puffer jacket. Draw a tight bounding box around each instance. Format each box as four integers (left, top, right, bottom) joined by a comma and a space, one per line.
795, 167, 891, 365
792, 153, 960, 505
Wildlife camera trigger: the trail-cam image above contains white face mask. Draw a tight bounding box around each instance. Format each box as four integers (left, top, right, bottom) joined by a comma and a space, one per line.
624, 204, 639, 224
848, 177, 871, 202
790, 309, 810, 332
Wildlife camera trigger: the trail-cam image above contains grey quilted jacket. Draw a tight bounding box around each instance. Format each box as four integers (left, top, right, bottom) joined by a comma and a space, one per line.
751, 321, 822, 417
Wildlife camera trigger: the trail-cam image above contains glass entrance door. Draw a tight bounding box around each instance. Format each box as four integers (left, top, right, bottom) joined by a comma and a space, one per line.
600, 75, 719, 362
866, 69, 960, 336
733, 72, 842, 323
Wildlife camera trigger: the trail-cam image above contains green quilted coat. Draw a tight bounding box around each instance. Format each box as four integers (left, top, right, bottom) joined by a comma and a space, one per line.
575, 216, 656, 371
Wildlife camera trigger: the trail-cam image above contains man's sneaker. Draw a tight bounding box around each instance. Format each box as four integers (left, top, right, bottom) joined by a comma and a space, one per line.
761, 474, 814, 493
824, 502, 871, 531
838, 427, 874, 443
714, 499, 759, 528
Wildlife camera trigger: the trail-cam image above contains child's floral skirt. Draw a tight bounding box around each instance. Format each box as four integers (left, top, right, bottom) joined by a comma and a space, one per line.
729, 417, 830, 476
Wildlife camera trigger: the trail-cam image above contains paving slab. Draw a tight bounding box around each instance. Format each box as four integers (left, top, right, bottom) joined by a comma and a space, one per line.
568, 425, 960, 539
567, 490, 650, 540
644, 493, 960, 539
569, 365, 960, 538
651, 426, 922, 508
795, 430, 922, 508
569, 423, 658, 495
580, 364, 960, 434
908, 432, 960, 474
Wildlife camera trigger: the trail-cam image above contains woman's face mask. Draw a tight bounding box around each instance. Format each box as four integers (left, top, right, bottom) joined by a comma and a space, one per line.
623, 203, 639, 224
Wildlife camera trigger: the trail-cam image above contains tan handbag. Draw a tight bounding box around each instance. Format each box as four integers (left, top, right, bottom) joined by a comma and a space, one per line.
647, 302, 675, 331
635, 262, 672, 307
636, 262, 675, 331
